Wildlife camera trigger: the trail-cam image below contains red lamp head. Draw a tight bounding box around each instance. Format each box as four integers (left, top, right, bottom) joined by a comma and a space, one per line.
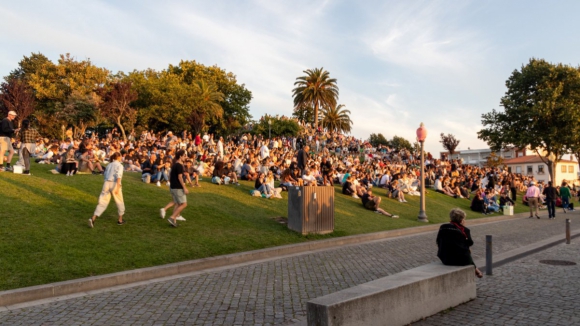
416, 122, 427, 142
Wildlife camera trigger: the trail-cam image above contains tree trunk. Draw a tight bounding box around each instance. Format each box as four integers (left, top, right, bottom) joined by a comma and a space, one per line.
313, 101, 319, 129
117, 116, 127, 142
547, 159, 555, 183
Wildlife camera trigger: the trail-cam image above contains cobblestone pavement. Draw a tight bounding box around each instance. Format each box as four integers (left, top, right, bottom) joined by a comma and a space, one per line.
1, 214, 578, 325
414, 240, 580, 326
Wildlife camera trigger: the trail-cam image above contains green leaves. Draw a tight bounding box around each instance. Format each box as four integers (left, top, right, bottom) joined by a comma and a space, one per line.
478, 58, 580, 181
292, 67, 339, 128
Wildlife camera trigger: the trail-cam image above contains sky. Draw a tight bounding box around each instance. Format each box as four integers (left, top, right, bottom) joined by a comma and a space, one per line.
2, 0, 580, 153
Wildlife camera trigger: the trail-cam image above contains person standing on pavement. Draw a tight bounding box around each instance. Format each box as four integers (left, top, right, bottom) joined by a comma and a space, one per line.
161, 149, 189, 227
88, 152, 125, 228
16, 119, 42, 175
436, 208, 483, 278
542, 181, 558, 220
526, 181, 541, 219
0, 111, 19, 172
560, 182, 572, 213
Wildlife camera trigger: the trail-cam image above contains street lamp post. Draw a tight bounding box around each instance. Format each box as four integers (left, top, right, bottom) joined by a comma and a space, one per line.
268, 119, 272, 140
417, 122, 429, 223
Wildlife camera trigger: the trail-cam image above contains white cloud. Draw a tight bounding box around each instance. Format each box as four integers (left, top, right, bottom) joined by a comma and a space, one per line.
364, 1, 489, 74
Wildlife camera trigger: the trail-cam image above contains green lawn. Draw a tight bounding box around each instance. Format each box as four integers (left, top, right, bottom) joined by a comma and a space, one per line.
0, 162, 528, 290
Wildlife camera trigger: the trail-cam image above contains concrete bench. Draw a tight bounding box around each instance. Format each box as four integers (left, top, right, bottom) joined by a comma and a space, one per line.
307, 262, 476, 326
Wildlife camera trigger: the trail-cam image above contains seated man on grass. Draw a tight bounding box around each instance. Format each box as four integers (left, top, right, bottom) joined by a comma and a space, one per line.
361, 189, 399, 218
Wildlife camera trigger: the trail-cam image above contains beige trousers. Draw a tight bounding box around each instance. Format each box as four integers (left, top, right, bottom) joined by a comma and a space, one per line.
94, 181, 125, 217
528, 197, 539, 216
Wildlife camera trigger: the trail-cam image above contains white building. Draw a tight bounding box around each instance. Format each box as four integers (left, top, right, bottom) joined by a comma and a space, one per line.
502, 156, 579, 185
440, 147, 532, 166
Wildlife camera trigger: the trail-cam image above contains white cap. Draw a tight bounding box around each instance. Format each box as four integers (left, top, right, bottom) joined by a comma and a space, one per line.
8, 111, 17, 116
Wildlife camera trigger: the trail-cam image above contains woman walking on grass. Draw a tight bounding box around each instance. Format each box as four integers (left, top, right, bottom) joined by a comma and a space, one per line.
160, 149, 189, 227
88, 152, 125, 228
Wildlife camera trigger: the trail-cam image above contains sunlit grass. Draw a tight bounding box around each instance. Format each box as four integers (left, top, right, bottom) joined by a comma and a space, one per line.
0, 161, 527, 290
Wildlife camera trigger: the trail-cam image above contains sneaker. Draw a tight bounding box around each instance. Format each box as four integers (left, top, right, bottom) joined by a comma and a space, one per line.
0, 167, 4, 172
22, 170, 31, 175
391, 215, 400, 219
157, 181, 161, 187
167, 218, 177, 227
375, 210, 381, 214
117, 220, 126, 225
176, 216, 186, 221
265, 194, 272, 199
88, 218, 94, 228
402, 200, 408, 203
167, 182, 170, 187
5, 166, 13, 172
398, 199, 403, 202
236, 183, 240, 186
160, 208, 166, 219
352, 195, 360, 199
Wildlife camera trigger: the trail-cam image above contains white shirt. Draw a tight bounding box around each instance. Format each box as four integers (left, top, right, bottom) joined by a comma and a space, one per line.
260, 145, 270, 160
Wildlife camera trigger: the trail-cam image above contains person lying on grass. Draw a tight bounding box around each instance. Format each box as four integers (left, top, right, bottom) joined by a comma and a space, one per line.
361, 189, 399, 218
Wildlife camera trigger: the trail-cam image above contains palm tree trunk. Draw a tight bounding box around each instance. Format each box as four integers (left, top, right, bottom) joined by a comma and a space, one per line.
313, 101, 319, 128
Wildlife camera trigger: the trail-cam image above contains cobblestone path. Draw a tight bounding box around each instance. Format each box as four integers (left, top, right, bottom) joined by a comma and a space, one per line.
1, 214, 578, 325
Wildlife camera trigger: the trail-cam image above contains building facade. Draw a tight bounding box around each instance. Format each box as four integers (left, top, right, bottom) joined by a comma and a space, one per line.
502, 156, 578, 185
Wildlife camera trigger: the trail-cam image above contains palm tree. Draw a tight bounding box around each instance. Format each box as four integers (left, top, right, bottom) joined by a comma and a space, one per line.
320, 104, 353, 134
292, 68, 339, 128
188, 79, 224, 134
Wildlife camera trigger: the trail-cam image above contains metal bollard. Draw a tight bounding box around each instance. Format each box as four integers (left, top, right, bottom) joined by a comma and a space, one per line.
566, 219, 571, 244
485, 235, 492, 276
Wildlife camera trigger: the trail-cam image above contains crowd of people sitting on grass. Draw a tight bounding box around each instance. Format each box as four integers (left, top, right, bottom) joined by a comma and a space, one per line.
5, 124, 579, 217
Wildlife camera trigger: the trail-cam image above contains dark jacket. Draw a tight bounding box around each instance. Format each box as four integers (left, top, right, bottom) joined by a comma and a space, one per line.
542, 186, 558, 201
0, 118, 15, 137
296, 148, 308, 170
436, 223, 475, 266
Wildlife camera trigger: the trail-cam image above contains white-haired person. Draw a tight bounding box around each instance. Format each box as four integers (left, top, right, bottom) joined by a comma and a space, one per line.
0, 110, 19, 171
436, 208, 483, 278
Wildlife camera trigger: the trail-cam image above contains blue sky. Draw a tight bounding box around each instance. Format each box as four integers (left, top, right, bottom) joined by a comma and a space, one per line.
2, 0, 580, 153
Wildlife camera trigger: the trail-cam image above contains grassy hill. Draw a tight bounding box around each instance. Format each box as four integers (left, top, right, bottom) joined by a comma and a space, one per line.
0, 163, 527, 290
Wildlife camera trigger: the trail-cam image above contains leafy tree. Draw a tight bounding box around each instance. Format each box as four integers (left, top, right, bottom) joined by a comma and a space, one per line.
187, 79, 224, 135
292, 104, 314, 125
168, 60, 252, 135
292, 68, 339, 128
478, 58, 580, 182
8, 52, 51, 81
251, 114, 300, 137
440, 133, 460, 155
390, 135, 413, 151
485, 152, 504, 168
369, 133, 389, 147
24, 53, 109, 137
98, 80, 138, 141
320, 104, 352, 134
59, 90, 100, 138
0, 77, 36, 126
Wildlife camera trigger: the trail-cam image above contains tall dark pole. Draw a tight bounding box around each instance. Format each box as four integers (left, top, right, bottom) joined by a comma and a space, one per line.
418, 140, 428, 222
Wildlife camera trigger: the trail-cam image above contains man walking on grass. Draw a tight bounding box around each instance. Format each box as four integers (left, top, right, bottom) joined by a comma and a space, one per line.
89, 152, 125, 228
0, 111, 19, 172
160, 149, 189, 227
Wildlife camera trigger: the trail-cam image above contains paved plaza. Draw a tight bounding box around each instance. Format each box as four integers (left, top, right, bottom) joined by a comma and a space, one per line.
415, 240, 580, 326
0, 213, 578, 325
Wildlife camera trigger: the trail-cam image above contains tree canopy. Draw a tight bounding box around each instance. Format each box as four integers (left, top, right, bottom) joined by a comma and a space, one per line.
478, 58, 580, 181
292, 68, 339, 128
440, 133, 460, 154
2, 53, 254, 139
320, 104, 352, 134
